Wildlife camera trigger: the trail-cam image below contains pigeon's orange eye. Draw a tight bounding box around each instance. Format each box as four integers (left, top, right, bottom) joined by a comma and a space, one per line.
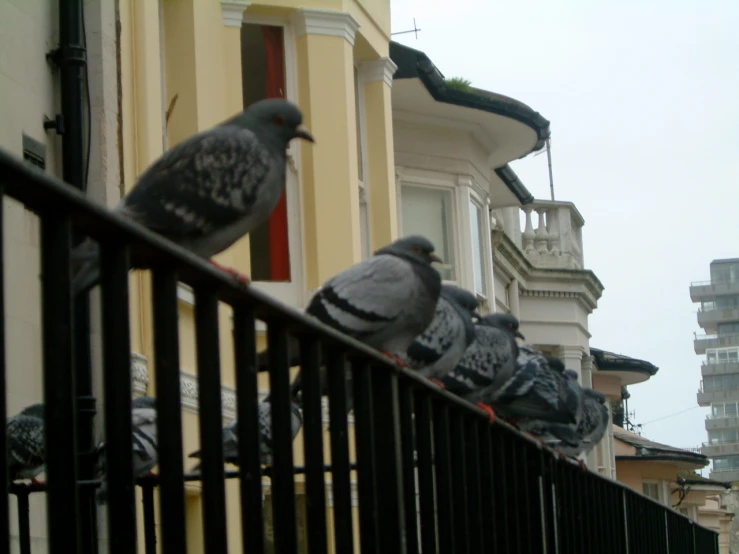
412, 246, 422, 253
273, 115, 285, 126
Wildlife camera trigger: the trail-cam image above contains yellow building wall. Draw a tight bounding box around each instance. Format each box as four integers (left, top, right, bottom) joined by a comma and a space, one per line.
119, 0, 394, 552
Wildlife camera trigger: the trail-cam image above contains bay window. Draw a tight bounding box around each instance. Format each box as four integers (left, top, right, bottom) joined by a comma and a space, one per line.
469, 198, 487, 298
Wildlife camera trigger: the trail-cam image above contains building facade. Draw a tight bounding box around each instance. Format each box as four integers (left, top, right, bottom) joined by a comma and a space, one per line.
692, 258, 739, 482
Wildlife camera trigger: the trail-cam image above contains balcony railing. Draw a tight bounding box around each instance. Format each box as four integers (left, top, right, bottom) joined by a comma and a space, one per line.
519, 200, 585, 270
692, 279, 739, 287
0, 149, 720, 554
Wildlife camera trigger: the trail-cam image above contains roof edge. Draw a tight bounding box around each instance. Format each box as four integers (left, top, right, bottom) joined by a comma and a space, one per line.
495, 165, 534, 205
591, 347, 659, 376
389, 42, 551, 156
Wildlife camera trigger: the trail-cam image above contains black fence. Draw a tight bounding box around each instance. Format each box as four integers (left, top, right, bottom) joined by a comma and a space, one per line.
0, 148, 720, 554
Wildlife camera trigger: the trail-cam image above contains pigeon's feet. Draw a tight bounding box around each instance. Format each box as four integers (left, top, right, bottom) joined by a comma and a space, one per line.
209, 260, 251, 285
381, 352, 409, 368
429, 378, 446, 389
476, 402, 496, 424
146, 471, 158, 478
577, 459, 588, 471
30, 478, 45, 486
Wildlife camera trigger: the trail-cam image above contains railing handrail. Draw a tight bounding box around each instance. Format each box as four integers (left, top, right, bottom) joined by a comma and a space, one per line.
691, 279, 739, 287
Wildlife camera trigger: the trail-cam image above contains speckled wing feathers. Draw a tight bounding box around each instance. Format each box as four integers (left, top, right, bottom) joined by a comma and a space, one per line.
7, 415, 45, 478
118, 128, 273, 243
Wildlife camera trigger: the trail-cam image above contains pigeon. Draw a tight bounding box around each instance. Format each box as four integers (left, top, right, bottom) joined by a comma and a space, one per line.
96, 395, 158, 504
439, 313, 523, 423
6, 403, 45, 484
401, 284, 480, 383
488, 345, 581, 426
188, 398, 303, 470
556, 388, 610, 460
283, 235, 443, 411
71, 98, 315, 296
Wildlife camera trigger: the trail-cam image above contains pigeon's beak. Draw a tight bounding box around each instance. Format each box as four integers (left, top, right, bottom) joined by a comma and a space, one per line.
295, 126, 315, 143
430, 253, 443, 264
515, 330, 525, 340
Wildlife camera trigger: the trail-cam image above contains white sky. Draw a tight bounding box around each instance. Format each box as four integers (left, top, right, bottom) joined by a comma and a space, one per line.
391, 0, 739, 468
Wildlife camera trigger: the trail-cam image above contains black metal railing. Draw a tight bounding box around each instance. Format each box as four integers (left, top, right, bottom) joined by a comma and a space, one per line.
0, 148, 720, 554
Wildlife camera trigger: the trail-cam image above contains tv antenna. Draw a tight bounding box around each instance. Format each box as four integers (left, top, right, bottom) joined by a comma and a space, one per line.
391, 18, 422, 39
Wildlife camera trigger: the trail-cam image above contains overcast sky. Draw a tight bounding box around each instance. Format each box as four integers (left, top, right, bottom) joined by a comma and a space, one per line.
391, 0, 739, 468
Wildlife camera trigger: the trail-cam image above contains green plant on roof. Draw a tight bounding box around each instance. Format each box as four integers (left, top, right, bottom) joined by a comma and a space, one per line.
445, 77, 472, 93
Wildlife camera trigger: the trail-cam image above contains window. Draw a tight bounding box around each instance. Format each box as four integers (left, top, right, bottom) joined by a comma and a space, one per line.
709, 428, 739, 444
643, 482, 661, 502
711, 262, 739, 284
713, 455, 739, 471
469, 200, 487, 297
400, 184, 456, 281
263, 489, 308, 553
719, 323, 739, 336
241, 24, 291, 282
704, 373, 739, 391
701, 295, 739, 312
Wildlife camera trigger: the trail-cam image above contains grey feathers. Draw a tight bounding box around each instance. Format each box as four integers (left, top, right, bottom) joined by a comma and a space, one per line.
96, 396, 158, 504
6, 404, 45, 482
403, 285, 479, 380
71, 98, 314, 297
189, 398, 303, 469
439, 313, 521, 403
305, 235, 442, 354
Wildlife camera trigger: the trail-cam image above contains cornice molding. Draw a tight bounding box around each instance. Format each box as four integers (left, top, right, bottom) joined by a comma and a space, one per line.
131, 352, 149, 396
359, 57, 398, 87
291, 9, 360, 45
220, 1, 250, 27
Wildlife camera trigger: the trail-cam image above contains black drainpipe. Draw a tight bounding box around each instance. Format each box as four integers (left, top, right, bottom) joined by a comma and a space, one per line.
51, 1, 97, 552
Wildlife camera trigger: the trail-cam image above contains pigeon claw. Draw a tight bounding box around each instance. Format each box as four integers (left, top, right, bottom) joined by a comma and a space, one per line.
476, 402, 496, 424
381, 352, 409, 368
30, 478, 45, 486
429, 378, 446, 389
209, 260, 251, 285
578, 459, 588, 471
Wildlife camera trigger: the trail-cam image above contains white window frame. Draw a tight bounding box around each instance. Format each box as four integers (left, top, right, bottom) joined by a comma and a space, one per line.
396, 167, 460, 285
354, 60, 371, 259
462, 184, 495, 311
239, 13, 306, 313
642, 480, 662, 503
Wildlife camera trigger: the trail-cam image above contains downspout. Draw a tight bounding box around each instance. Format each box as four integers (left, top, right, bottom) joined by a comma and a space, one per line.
53, 1, 97, 552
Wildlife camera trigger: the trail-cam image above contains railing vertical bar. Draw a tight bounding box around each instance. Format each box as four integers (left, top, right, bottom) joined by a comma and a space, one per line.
142, 483, 158, 554
351, 357, 378, 554
16, 491, 31, 554
325, 347, 354, 554
449, 410, 468, 554
465, 418, 483, 553
518, 442, 532, 554
100, 241, 137, 554
413, 390, 436, 554
194, 287, 228, 554
266, 320, 298, 554
432, 402, 454, 553
371, 368, 405, 553
0, 190, 8, 554
151, 268, 187, 554
478, 423, 495, 552
298, 335, 328, 554
40, 214, 79, 554
232, 304, 265, 553
398, 380, 418, 554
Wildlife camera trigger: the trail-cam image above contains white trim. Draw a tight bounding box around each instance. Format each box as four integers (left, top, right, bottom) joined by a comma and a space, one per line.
179, 372, 271, 422
325, 480, 359, 507
291, 9, 360, 45
241, 13, 307, 310
131, 353, 149, 396
220, 1, 250, 27
177, 283, 195, 305
359, 57, 398, 88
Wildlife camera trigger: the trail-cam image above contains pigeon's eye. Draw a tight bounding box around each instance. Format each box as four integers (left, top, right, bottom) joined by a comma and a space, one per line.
273, 115, 285, 126
412, 246, 422, 253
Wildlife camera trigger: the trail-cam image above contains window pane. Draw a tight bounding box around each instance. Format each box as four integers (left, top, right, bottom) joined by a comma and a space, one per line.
708, 351, 717, 364
401, 185, 455, 281
642, 482, 660, 501
359, 199, 371, 260
726, 403, 738, 416
469, 200, 486, 296
354, 67, 363, 182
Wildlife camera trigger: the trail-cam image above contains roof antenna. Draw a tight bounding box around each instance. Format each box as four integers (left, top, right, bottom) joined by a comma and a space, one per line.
391, 18, 422, 39
534, 136, 555, 200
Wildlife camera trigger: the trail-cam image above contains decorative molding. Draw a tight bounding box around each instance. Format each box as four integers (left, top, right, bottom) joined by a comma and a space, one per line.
325, 480, 359, 508
291, 9, 360, 45
178, 372, 267, 421
359, 57, 398, 87
220, 1, 250, 27
131, 353, 149, 396
177, 283, 195, 306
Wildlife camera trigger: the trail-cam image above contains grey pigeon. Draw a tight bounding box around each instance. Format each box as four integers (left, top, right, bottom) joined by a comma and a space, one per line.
97, 396, 158, 504
489, 345, 580, 426
401, 285, 480, 382
72, 98, 315, 296
439, 313, 523, 422
188, 398, 303, 470
286, 235, 443, 410
6, 404, 45, 483
556, 388, 610, 460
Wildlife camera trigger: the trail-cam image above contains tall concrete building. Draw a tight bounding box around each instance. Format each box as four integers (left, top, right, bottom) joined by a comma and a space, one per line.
694, 258, 739, 481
